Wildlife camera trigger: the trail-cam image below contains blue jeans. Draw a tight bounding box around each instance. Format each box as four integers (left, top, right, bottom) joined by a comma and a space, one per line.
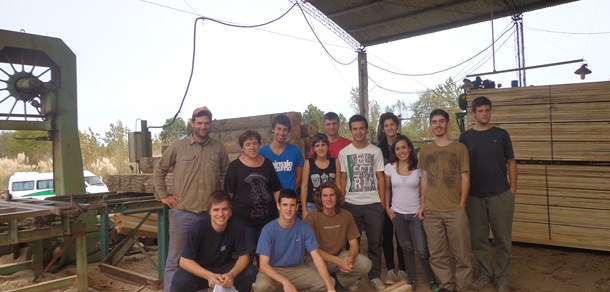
164, 209, 208, 292
392, 212, 436, 284
343, 202, 384, 279
170, 260, 257, 292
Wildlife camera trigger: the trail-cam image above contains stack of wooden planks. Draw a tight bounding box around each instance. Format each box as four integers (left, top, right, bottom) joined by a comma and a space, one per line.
466, 81, 610, 251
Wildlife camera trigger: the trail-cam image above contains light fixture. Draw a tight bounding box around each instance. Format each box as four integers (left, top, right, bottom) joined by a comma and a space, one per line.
574, 64, 592, 80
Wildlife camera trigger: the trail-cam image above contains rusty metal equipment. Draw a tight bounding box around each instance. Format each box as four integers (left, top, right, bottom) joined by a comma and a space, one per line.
0, 29, 169, 290
0, 193, 168, 291
0, 198, 91, 291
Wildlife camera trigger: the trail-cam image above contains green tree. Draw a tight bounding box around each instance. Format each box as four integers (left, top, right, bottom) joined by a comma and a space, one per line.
103, 120, 131, 173
8, 130, 52, 163
159, 117, 187, 144
348, 87, 381, 143
404, 77, 461, 142
302, 104, 325, 133
80, 128, 102, 169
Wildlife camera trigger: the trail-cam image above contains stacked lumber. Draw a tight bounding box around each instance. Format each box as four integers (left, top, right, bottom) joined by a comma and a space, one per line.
467, 81, 610, 251
115, 213, 159, 238
106, 173, 173, 195
467, 81, 610, 162
211, 111, 304, 160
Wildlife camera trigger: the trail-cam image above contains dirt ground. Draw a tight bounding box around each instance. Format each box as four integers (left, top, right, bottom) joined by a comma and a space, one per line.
1, 243, 610, 292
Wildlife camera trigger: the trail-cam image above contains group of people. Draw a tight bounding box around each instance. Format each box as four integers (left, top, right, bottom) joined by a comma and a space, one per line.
153, 96, 517, 292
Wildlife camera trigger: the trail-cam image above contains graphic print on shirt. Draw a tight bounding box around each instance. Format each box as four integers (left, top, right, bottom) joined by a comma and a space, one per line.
347, 153, 376, 192
272, 160, 293, 172
310, 172, 336, 192
424, 151, 460, 189
245, 173, 274, 220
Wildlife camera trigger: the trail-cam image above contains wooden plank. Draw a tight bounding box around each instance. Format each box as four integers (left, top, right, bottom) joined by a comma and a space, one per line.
513, 221, 549, 242
467, 104, 550, 124
496, 123, 551, 142
552, 122, 610, 142
466, 85, 551, 106
106, 174, 174, 195
550, 81, 610, 104
550, 101, 610, 123
5, 275, 77, 292
515, 190, 547, 205
549, 207, 610, 229
550, 224, 610, 251
382, 280, 412, 292
552, 142, 610, 162
512, 141, 552, 160
99, 263, 160, 288
516, 165, 547, 204
514, 204, 548, 223
547, 165, 610, 191
548, 188, 610, 210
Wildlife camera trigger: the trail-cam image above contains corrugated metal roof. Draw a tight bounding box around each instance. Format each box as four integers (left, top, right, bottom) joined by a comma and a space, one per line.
307, 0, 577, 47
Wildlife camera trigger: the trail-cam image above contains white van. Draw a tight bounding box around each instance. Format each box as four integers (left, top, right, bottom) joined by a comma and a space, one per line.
8, 170, 109, 199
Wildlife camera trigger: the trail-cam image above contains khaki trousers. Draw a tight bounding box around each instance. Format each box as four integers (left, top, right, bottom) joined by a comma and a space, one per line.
423, 208, 474, 291
252, 264, 328, 292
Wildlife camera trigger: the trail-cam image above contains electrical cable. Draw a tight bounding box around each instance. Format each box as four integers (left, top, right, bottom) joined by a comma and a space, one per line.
148, 17, 202, 129
525, 26, 610, 35
368, 23, 514, 77
452, 22, 514, 78
149, 3, 298, 129
368, 77, 425, 95
296, 2, 357, 66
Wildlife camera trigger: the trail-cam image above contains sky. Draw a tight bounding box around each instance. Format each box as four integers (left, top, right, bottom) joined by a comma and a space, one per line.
1, 0, 609, 136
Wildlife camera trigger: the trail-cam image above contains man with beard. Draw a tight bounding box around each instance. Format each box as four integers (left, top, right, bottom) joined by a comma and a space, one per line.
154, 107, 229, 291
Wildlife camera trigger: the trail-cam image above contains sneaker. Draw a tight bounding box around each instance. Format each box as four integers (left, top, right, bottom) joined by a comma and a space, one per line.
498, 284, 510, 292
346, 280, 360, 292
385, 270, 397, 284
409, 280, 417, 291
370, 278, 386, 290
397, 270, 408, 281
429, 281, 441, 292
472, 277, 493, 289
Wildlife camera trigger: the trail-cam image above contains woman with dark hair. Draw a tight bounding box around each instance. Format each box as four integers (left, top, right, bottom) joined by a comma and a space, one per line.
384, 135, 438, 291
300, 133, 341, 219
224, 130, 282, 256
377, 112, 406, 284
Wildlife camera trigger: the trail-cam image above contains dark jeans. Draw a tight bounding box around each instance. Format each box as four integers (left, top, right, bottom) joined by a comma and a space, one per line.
343, 202, 385, 279
383, 212, 405, 271
164, 209, 209, 291
392, 212, 436, 283
170, 261, 257, 292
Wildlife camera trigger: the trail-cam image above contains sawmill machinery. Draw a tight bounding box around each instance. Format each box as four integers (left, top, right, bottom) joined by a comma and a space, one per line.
0, 28, 93, 291
0, 29, 168, 291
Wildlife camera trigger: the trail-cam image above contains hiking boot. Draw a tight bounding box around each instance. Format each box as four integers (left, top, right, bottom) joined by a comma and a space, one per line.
385, 270, 397, 284
370, 278, 386, 290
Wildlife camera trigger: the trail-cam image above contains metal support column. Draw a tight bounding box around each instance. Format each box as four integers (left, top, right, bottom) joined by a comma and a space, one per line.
157, 205, 169, 280
357, 49, 369, 119
73, 223, 88, 292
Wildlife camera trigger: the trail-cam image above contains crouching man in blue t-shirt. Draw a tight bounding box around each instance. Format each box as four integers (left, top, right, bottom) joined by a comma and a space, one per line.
170, 191, 257, 292
252, 189, 336, 292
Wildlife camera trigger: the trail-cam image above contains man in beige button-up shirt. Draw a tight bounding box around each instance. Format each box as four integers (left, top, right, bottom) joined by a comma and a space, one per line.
154, 106, 229, 291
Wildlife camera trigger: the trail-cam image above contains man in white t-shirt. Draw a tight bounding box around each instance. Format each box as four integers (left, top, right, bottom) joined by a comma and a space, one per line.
338, 114, 386, 290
